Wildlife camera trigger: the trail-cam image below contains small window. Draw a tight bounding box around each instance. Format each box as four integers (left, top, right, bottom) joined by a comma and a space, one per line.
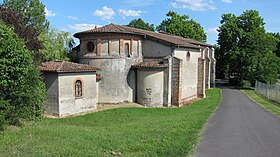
186, 51, 191, 61
87, 41, 95, 53
75, 80, 83, 97
125, 43, 130, 57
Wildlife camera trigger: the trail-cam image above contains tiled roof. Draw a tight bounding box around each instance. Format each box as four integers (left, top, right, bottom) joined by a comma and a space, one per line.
74, 23, 212, 49
40, 61, 100, 73
132, 60, 168, 68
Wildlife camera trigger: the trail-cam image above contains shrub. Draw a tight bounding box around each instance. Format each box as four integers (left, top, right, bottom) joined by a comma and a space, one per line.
0, 21, 46, 130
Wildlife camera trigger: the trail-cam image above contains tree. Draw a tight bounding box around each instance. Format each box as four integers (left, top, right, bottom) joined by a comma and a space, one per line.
157, 11, 206, 42
217, 10, 280, 85
39, 28, 75, 62
127, 18, 155, 31
3, 0, 49, 34
0, 21, 45, 130
0, 5, 41, 52
270, 32, 280, 58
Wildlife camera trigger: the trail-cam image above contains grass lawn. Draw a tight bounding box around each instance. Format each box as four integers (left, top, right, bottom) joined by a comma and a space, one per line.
0, 89, 221, 157
242, 88, 280, 117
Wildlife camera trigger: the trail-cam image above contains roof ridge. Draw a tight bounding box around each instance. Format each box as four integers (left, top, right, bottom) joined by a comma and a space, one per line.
112, 23, 125, 32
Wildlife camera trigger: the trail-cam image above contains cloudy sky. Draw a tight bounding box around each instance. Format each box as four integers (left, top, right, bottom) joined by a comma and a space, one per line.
2, 0, 280, 45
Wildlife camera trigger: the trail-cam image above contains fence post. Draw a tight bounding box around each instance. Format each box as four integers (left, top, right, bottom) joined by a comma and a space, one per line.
255, 80, 257, 92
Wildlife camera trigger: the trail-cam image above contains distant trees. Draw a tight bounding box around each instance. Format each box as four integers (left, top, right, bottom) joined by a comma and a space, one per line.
216, 10, 280, 85
157, 11, 206, 42
127, 11, 207, 42
39, 28, 75, 62
127, 18, 155, 31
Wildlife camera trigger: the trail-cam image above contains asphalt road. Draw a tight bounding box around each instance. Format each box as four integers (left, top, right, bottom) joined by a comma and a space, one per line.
195, 88, 280, 157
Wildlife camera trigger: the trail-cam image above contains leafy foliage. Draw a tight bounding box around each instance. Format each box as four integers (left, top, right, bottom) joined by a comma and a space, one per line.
0, 21, 45, 130
157, 11, 206, 42
217, 10, 280, 84
127, 18, 155, 31
39, 28, 75, 62
271, 32, 280, 58
3, 0, 49, 34
0, 5, 41, 52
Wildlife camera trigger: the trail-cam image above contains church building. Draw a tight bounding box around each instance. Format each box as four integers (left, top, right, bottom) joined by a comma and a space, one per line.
41, 23, 216, 117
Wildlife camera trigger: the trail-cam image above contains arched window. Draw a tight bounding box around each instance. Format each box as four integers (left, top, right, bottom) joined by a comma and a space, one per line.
124, 43, 130, 57
75, 80, 83, 97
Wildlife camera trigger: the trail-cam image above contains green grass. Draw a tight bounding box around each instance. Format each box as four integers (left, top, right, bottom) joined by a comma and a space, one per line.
242, 89, 280, 117
0, 89, 221, 157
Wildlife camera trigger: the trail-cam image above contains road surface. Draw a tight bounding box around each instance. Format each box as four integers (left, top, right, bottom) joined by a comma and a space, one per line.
196, 88, 280, 157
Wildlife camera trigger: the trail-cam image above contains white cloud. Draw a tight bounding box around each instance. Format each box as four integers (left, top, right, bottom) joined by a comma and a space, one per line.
94, 6, 115, 21
170, 0, 216, 11
120, 0, 156, 7
67, 16, 79, 20
68, 24, 102, 32
44, 7, 56, 17
119, 9, 142, 19
207, 27, 219, 35
221, 0, 233, 3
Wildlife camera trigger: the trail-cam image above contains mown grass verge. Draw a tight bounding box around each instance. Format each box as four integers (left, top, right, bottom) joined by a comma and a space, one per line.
242, 88, 280, 117
0, 89, 221, 157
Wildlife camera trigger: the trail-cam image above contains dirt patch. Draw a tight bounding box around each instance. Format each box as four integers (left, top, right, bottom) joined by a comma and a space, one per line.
97, 103, 144, 111
44, 103, 144, 118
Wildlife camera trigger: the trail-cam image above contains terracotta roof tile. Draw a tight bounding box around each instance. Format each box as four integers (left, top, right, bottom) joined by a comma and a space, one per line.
40, 61, 100, 73
74, 23, 212, 48
132, 60, 168, 68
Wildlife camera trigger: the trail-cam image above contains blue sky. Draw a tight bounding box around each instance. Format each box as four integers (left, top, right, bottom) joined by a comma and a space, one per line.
1, 0, 280, 45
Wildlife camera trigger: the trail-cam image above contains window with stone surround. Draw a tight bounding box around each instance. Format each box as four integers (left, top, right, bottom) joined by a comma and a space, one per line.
75, 80, 83, 98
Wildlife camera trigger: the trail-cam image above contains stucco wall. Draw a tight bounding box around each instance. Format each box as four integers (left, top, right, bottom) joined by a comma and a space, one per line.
111, 39, 120, 56
79, 34, 143, 58
143, 40, 172, 58
81, 58, 141, 103
43, 73, 59, 116
137, 69, 164, 107
174, 48, 200, 101
58, 72, 97, 116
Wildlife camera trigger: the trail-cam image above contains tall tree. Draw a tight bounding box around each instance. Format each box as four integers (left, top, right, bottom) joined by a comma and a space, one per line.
0, 21, 45, 130
3, 0, 49, 34
157, 11, 206, 42
0, 5, 41, 52
127, 18, 155, 31
39, 28, 75, 62
270, 32, 280, 58
217, 10, 280, 84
